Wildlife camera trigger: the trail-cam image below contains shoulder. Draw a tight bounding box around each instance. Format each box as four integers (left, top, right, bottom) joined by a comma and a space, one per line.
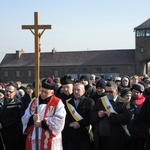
117, 96, 130, 109
14, 97, 23, 104
117, 96, 125, 102
81, 96, 95, 106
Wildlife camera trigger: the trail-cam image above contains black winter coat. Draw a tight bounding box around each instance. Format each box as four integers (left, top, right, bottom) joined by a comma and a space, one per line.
90, 96, 131, 149
65, 95, 95, 142
0, 97, 24, 140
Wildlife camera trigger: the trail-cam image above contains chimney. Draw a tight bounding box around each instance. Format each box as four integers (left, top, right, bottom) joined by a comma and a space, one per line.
16, 49, 24, 59
52, 48, 56, 54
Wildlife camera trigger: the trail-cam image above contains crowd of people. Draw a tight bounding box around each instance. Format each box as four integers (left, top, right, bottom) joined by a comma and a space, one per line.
0, 74, 150, 150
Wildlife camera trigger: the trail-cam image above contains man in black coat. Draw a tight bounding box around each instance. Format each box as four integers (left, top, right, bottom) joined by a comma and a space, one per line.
90, 81, 131, 150
57, 75, 74, 150
65, 82, 95, 150
0, 82, 25, 150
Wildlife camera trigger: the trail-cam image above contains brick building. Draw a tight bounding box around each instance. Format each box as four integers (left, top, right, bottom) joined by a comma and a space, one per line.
0, 18, 150, 83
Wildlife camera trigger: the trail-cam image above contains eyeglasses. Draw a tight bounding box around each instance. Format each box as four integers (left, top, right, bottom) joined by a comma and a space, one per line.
5, 90, 15, 93
105, 91, 113, 93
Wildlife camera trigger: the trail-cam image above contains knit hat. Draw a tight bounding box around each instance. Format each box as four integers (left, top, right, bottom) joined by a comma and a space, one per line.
41, 78, 56, 90
115, 77, 121, 82
120, 88, 131, 97
131, 83, 144, 93
122, 77, 129, 82
96, 78, 106, 89
80, 75, 89, 82
60, 75, 73, 85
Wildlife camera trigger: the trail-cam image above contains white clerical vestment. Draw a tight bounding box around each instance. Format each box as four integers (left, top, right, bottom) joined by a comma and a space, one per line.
22, 96, 66, 150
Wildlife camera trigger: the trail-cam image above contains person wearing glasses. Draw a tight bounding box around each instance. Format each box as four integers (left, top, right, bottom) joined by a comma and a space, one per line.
0, 81, 25, 150
90, 81, 131, 150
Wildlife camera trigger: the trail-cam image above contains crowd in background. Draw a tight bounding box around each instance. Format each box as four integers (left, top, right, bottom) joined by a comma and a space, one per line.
0, 73, 150, 149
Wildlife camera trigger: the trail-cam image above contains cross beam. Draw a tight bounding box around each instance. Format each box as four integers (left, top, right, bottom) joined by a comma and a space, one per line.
22, 12, 52, 150
22, 12, 51, 98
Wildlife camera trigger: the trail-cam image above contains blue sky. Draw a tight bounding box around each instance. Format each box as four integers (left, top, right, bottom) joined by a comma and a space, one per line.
0, 1, 150, 61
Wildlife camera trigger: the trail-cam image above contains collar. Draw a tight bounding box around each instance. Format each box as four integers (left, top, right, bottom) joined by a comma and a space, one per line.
113, 95, 118, 102
39, 95, 53, 104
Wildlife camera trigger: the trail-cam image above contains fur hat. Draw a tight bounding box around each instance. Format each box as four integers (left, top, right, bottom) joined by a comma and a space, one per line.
96, 78, 106, 89
60, 75, 73, 85
131, 83, 144, 93
41, 78, 56, 90
120, 88, 131, 97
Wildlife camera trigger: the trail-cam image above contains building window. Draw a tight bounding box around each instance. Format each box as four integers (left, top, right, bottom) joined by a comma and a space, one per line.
16, 71, 20, 77
54, 70, 58, 77
136, 30, 145, 37
4, 71, 8, 77
146, 29, 150, 36
28, 70, 32, 77
140, 47, 144, 52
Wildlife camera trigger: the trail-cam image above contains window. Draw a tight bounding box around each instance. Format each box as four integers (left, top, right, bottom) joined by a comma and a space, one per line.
136, 30, 145, 37
54, 70, 58, 77
4, 71, 8, 77
28, 70, 32, 77
146, 29, 150, 36
140, 47, 144, 52
16, 71, 20, 77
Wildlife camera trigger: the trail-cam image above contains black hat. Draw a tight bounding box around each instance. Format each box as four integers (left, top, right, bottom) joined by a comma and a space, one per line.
60, 76, 73, 85
131, 83, 144, 93
26, 84, 33, 89
41, 78, 56, 90
142, 77, 150, 84
120, 88, 131, 97
96, 78, 106, 89
80, 75, 89, 82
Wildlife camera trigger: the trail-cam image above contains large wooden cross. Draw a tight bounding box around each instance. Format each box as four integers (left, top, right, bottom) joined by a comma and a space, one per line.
22, 12, 52, 150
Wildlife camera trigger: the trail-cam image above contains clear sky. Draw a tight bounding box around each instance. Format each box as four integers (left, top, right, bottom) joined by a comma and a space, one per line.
0, 1, 150, 62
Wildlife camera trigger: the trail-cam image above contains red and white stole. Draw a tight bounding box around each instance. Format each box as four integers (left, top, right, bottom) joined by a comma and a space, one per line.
26, 96, 60, 150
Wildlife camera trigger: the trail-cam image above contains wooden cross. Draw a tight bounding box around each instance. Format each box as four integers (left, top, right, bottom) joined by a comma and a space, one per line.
22, 12, 52, 150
